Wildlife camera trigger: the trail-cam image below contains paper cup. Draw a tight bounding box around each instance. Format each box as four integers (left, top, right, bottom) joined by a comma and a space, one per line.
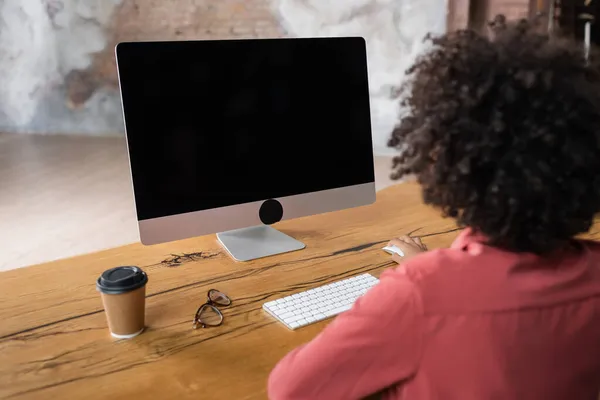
96, 266, 148, 339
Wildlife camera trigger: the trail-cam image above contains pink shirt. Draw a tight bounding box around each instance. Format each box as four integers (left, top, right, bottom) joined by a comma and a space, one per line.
268, 229, 600, 399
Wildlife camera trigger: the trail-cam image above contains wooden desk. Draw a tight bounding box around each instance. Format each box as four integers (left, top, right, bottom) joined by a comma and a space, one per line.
1, 183, 597, 399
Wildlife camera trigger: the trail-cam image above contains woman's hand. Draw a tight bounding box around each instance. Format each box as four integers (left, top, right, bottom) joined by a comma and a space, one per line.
387, 236, 428, 264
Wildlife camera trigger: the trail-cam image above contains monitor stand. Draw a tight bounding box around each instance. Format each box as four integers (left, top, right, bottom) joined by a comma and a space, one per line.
216, 225, 306, 262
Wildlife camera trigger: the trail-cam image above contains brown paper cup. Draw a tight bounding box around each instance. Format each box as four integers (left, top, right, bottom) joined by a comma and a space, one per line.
96, 266, 148, 339
101, 286, 146, 339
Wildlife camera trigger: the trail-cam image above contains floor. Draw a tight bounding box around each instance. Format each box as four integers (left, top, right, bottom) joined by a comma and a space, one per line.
0, 133, 399, 271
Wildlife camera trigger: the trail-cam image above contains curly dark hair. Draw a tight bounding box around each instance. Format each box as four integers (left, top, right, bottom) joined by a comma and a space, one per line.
389, 15, 600, 255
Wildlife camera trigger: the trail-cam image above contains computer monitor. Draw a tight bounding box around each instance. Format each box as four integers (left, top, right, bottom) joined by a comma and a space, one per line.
116, 37, 376, 261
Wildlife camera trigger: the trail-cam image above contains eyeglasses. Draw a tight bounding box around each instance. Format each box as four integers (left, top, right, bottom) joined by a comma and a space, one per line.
192, 289, 232, 329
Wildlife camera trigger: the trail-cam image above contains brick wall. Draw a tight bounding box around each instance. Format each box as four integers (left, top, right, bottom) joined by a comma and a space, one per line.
67, 0, 538, 107
447, 0, 534, 32
486, 0, 533, 20
67, 0, 285, 107
447, 0, 471, 31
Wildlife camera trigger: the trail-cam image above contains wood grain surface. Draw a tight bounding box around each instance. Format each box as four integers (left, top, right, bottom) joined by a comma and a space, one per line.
1, 182, 598, 400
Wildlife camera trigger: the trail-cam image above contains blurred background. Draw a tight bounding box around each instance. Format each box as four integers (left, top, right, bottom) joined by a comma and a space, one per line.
0, 0, 593, 270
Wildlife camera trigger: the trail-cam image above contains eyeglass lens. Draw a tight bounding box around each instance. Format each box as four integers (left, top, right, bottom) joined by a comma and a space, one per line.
208, 289, 231, 306
195, 304, 223, 328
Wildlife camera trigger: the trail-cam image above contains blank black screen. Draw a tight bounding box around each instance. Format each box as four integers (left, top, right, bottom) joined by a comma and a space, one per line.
117, 37, 374, 221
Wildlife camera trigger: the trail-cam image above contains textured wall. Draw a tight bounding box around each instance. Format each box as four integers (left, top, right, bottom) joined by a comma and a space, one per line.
0, 0, 447, 154
486, 0, 532, 20
0, 0, 535, 140
0, 0, 123, 134
469, 0, 532, 32
0, 0, 283, 135
83, 0, 284, 99
274, 0, 446, 154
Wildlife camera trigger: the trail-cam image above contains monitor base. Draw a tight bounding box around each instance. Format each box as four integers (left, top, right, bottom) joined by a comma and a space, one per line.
217, 225, 306, 262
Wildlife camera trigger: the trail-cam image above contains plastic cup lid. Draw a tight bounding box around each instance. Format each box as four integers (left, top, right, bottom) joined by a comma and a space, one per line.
96, 266, 148, 295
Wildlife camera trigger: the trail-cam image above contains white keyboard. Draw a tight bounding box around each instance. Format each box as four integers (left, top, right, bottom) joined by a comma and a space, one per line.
262, 273, 379, 330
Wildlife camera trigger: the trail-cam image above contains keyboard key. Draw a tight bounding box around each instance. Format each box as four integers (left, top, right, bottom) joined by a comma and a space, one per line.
329, 304, 352, 315
284, 316, 302, 324
314, 313, 327, 321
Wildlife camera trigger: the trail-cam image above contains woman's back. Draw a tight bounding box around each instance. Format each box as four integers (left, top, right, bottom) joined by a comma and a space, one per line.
268, 231, 600, 399
396, 232, 600, 399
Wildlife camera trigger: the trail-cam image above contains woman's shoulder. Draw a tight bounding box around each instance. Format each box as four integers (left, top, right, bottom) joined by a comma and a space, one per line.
399, 247, 473, 281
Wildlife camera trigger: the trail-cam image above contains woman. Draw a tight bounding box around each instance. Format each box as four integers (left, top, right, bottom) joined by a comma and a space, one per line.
268, 16, 600, 400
